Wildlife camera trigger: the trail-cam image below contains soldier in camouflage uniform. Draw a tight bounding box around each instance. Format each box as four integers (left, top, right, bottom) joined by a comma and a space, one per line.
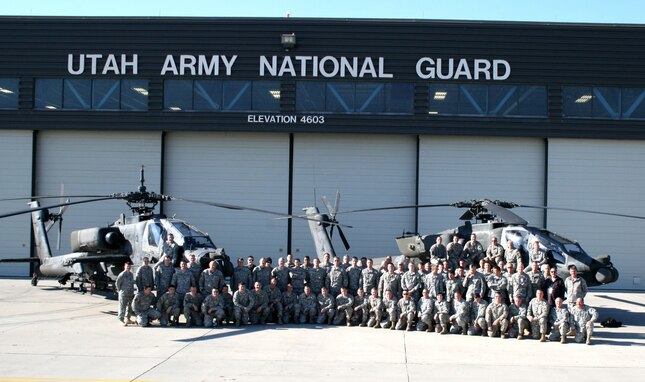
526, 261, 545, 300
444, 269, 463, 303
360, 258, 381, 294
529, 240, 547, 266
468, 293, 488, 336
187, 254, 202, 289
485, 237, 505, 265
423, 264, 445, 299
172, 261, 196, 310
116, 263, 136, 326
565, 265, 588, 306
378, 263, 402, 299
326, 257, 348, 297
199, 260, 225, 296
446, 235, 464, 269
429, 236, 447, 264
155, 256, 175, 297
463, 263, 485, 302
333, 287, 354, 326
322, 252, 333, 274
381, 289, 399, 330
487, 266, 509, 303
271, 257, 291, 292
288, 258, 307, 295
183, 286, 204, 327
298, 285, 318, 324
159, 233, 182, 268
510, 262, 532, 302
135, 257, 154, 294
220, 285, 234, 325
352, 288, 369, 327
401, 262, 422, 302
266, 278, 284, 324
253, 258, 272, 290
417, 289, 435, 332
232, 257, 253, 290
463, 234, 485, 266
282, 284, 300, 324
548, 297, 570, 343
346, 257, 362, 296
157, 284, 181, 327
233, 282, 254, 326
508, 295, 529, 339
202, 288, 225, 328
527, 289, 550, 341
449, 291, 469, 335
486, 292, 509, 338
249, 281, 270, 325
504, 241, 522, 270
367, 288, 384, 328
569, 297, 598, 345
132, 285, 160, 327
316, 287, 336, 325
307, 258, 327, 296
433, 293, 450, 334
396, 290, 416, 331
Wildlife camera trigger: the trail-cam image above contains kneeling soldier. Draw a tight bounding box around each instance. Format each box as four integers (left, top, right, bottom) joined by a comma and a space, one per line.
132, 285, 160, 327
157, 284, 181, 327
202, 288, 225, 327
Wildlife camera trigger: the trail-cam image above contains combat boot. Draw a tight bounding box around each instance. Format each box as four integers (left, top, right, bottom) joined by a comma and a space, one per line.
517, 333, 524, 340
390, 322, 396, 330
427, 324, 434, 333
540, 333, 546, 342
277, 317, 283, 325
441, 326, 448, 335
359, 321, 367, 327
407, 323, 413, 331
561, 336, 566, 344
461, 325, 468, 335
586, 333, 592, 345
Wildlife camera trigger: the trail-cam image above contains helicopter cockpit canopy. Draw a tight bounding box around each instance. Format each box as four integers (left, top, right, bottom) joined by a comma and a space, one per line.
524, 227, 587, 265
147, 219, 216, 250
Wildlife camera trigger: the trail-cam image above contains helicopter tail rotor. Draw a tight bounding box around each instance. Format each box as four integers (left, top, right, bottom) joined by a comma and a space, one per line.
321, 191, 350, 251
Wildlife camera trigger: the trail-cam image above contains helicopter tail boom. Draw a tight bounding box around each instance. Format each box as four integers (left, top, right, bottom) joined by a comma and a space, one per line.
29, 201, 53, 266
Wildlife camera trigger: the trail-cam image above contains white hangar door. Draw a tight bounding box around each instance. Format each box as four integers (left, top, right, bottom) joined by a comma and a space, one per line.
291, 134, 417, 261
547, 139, 645, 290
0, 130, 34, 276
418, 136, 545, 237
163, 132, 290, 261
35, 130, 162, 258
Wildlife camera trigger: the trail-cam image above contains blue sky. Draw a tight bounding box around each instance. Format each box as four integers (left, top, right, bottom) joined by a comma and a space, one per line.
2, 0, 644, 24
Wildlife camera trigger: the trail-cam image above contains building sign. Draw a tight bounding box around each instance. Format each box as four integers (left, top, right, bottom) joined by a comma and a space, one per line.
67, 54, 511, 80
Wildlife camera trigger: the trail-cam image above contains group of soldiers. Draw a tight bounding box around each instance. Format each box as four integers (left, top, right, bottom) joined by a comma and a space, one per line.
115, 233, 599, 345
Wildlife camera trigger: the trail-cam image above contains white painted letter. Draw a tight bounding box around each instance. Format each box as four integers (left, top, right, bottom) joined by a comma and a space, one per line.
378, 57, 393, 78
102, 54, 120, 75
278, 56, 296, 76
179, 55, 196, 75
474, 59, 491, 80
415, 57, 435, 79
160, 55, 178, 75
259, 56, 277, 77
436, 58, 454, 80
121, 54, 138, 75
198, 55, 219, 76
454, 59, 472, 80
86, 54, 102, 75
68, 54, 84, 75
221, 55, 237, 76
319, 56, 339, 77
493, 59, 511, 80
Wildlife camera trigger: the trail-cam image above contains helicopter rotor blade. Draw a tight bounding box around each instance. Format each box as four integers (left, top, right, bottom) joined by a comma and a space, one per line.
329, 224, 335, 239
0, 195, 108, 202
0, 197, 115, 220
321, 195, 334, 217
481, 201, 527, 225
57, 218, 62, 251
336, 203, 452, 215
337, 225, 351, 251
518, 204, 645, 220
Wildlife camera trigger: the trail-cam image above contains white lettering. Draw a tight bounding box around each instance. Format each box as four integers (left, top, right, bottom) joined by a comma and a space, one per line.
319, 56, 339, 77
179, 55, 196, 75
102, 54, 120, 75
259, 55, 277, 77
278, 56, 296, 76
68, 54, 84, 75
474, 59, 491, 80
358, 58, 377, 78
295, 56, 312, 76
340, 57, 358, 78
454, 58, 472, 80
378, 57, 393, 78
198, 55, 219, 76
86, 54, 102, 75
436, 58, 454, 80
493, 59, 511, 80
121, 54, 138, 75
416, 57, 435, 79
160, 55, 178, 75
221, 55, 237, 76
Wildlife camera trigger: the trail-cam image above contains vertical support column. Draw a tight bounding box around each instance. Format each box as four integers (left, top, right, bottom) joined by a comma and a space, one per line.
287, 133, 294, 255
543, 138, 549, 228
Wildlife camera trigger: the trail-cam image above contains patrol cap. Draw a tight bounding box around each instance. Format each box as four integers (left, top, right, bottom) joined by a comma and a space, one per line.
168, 284, 176, 289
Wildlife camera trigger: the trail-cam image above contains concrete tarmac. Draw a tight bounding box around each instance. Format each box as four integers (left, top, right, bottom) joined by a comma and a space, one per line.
0, 278, 643, 382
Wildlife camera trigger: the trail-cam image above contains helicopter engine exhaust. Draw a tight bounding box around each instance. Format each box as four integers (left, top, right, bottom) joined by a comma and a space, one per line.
71, 227, 125, 252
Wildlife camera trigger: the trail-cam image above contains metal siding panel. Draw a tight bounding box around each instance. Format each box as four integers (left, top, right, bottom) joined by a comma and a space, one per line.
418, 136, 545, 235
35, 130, 161, 258
0, 130, 33, 276
291, 134, 417, 260
162, 132, 290, 259
547, 139, 645, 290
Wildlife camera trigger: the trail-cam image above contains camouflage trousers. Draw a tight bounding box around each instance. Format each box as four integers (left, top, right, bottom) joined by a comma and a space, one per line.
417, 312, 435, 331
395, 311, 416, 330
380, 308, 398, 328
160, 307, 180, 326
283, 303, 300, 324
299, 306, 317, 324
508, 317, 529, 338
486, 318, 509, 337
234, 307, 250, 325
333, 306, 353, 325
117, 292, 134, 322
367, 309, 383, 327
203, 308, 225, 327
136, 308, 161, 327
268, 302, 283, 323
317, 308, 336, 324
184, 307, 203, 326
548, 321, 570, 341
468, 317, 487, 335
574, 321, 594, 343
530, 317, 548, 338
250, 306, 270, 325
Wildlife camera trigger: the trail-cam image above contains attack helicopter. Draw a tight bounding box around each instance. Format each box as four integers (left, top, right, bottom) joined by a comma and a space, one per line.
387, 199, 628, 287
0, 167, 324, 291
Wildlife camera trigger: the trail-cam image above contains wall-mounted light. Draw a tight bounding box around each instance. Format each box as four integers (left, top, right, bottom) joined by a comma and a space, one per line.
281, 33, 296, 51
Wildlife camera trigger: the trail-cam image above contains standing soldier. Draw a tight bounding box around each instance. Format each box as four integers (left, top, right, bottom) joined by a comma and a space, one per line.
360, 258, 381, 294
302, 255, 312, 270
529, 240, 547, 266
316, 287, 336, 325
232, 257, 253, 290
444, 269, 463, 303
199, 261, 225, 296
352, 288, 369, 327
187, 254, 202, 288
233, 283, 254, 326
486, 237, 505, 265
449, 291, 469, 335
510, 262, 532, 302
527, 289, 550, 342
172, 261, 196, 310
485, 292, 509, 338
504, 241, 522, 270
333, 287, 354, 326
289, 258, 307, 295
381, 289, 399, 330
569, 297, 598, 345
220, 285, 235, 325
417, 289, 435, 332
446, 235, 464, 269
326, 257, 348, 297
564, 265, 588, 306
429, 236, 448, 264
116, 263, 136, 326
468, 293, 488, 336
249, 281, 270, 325
401, 262, 422, 302
526, 261, 545, 300
271, 257, 291, 292
548, 297, 570, 344
253, 258, 272, 289
307, 258, 327, 296
266, 278, 284, 324
183, 285, 204, 327
282, 284, 300, 324
423, 264, 445, 299
135, 257, 155, 294
487, 265, 509, 304
202, 288, 225, 328
378, 263, 402, 299
463, 263, 485, 302
298, 285, 318, 324
462, 234, 484, 266
322, 253, 333, 273
396, 290, 416, 331
367, 288, 384, 328
508, 295, 529, 340
346, 256, 363, 296
132, 285, 160, 327
160, 233, 182, 268
155, 256, 175, 297
157, 284, 181, 327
